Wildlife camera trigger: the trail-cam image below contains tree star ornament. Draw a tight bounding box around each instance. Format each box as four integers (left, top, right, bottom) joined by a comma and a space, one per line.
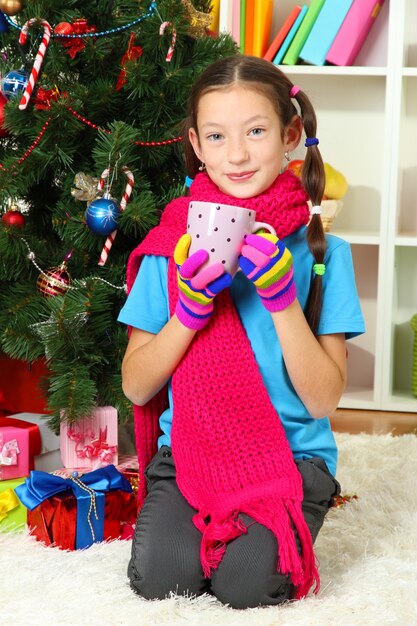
181, 0, 212, 38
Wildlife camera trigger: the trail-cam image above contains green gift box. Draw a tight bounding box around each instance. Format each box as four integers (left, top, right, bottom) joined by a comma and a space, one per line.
0, 477, 26, 532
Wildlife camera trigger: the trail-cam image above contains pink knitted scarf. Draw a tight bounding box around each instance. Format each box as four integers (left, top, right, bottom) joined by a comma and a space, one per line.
126, 171, 319, 599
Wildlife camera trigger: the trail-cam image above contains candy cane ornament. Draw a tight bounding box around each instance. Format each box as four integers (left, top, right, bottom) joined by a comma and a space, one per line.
98, 166, 134, 266
19, 18, 52, 111
159, 21, 177, 62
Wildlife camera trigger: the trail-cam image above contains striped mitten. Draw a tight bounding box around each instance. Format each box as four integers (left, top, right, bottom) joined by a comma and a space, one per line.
238, 233, 296, 312
174, 234, 232, 330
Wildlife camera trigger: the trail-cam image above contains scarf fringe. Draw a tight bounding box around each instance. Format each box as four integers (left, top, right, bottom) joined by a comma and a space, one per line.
193, 497, 320, 598
193, 511, 247, 577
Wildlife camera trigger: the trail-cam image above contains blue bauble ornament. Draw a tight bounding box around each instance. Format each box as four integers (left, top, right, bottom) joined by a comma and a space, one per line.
1, 69, 29, 100
0, 12, 10, 33
85, 195, 120, 236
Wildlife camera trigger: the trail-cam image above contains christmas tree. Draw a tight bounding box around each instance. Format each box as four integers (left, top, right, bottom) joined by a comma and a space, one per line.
0, 0, 236, 430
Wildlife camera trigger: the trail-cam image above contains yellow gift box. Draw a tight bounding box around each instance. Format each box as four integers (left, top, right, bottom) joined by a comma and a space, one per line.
0, 477, 26, 532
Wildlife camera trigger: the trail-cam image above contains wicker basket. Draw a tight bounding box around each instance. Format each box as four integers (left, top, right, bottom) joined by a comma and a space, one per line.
308, 200, 343, 232
410, 314, 417, 398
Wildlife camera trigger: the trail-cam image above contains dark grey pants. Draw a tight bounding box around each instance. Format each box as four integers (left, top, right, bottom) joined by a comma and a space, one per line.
128, 447, 340, 609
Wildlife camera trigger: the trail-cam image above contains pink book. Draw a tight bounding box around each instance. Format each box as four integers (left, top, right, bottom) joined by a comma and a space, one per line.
232, 0, 240, 46
326, 0, 385, 67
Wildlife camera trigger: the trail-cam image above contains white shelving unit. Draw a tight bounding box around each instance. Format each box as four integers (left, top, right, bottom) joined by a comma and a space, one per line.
264, 1, 417, 412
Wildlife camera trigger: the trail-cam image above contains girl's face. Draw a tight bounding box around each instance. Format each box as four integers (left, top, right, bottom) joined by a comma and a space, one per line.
189, 84, 301, 199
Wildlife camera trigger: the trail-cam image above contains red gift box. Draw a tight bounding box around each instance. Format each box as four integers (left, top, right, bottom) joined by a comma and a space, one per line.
16, 465, 137, 549
27, 488, 137, 550
0, 356, 49, 414
0, 417, 41, 480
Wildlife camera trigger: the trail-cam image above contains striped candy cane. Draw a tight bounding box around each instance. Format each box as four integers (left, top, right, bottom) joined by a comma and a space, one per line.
19, 18, 52, 111
98, 166, 134, 266
159, 21, 177, 62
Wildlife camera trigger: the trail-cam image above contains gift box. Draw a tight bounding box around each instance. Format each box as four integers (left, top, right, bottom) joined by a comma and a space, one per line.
0, 477, 26, 531
7, 413, 61, 473
117, 454, 139, 499
0, 355, 49, 414
60, 406, 118, 470
0, 416, 42, 480
15, 464, 136, 549
52, 454, 140, 510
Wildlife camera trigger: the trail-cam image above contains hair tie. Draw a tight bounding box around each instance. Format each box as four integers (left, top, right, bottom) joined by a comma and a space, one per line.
185, 176, 193, 188
305, 137, 319, 147
313, 263, 326, 276
289, 85, 300, 98
310, 205, 322, 215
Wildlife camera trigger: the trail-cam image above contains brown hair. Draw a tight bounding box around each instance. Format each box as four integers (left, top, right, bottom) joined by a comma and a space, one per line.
182, 55, 326, 334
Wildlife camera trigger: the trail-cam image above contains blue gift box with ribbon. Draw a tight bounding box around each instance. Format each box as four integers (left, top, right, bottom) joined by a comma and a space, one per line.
15, 464, 137, 549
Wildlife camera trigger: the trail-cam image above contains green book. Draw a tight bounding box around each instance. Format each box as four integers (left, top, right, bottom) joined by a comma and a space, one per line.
240, 0, 246, 54
282, 0, 326, 65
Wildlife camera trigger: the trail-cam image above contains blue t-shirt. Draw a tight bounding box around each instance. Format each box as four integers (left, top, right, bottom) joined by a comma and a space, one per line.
118, 226, 365, 476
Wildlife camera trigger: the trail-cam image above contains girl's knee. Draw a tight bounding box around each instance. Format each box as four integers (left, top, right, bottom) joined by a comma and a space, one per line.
211, 568, 292, 609
128, 546, 207, 600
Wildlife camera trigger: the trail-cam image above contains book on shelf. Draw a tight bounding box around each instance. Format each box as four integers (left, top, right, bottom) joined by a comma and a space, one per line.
244, 0, 255, 54
231, 0, 241, 46
219, 0, 233, 34
252, 0, 274, 57
263, 5, 302, 62
240, 0, 246, 52
299, 0, 354, 66
326, 0, 385, 66
273, 5, 308, 66
282, 0, 326, 65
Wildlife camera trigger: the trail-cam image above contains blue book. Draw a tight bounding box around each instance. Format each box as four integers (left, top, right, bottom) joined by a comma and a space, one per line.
299, 0, 354, 66
273, 5, 308, 65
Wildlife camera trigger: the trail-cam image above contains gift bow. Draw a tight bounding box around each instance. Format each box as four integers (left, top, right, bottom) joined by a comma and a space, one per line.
0, 488, 19, 522
0, 438, 19, 466
116, 32, 143, 91
67, 425, 117, 466
15, 464, 132, 548
62, 18, 97, 59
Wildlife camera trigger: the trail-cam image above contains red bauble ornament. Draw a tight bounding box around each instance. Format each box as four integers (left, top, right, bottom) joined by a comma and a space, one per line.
2, 204, 25, 228
0, 92, 9, 138
54, 22, 73, 37
37, 262, 72, 297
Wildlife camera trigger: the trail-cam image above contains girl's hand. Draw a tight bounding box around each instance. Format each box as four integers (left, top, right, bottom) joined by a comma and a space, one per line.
174, 234, 232, 330
238, 233, 296, 312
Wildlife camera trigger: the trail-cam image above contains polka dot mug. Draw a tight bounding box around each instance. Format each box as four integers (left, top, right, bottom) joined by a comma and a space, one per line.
187, 201, 276, 276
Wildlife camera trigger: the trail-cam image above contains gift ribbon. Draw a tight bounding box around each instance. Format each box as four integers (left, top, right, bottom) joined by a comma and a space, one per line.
0, 437, 19, 466
0, 417, 41, 479
67, 426, 118, 466
15, 464, 132, 549
0, 488, 20, 522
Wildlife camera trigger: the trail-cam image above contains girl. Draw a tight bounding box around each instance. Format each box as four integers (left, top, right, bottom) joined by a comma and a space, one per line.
118, 55, 365, 609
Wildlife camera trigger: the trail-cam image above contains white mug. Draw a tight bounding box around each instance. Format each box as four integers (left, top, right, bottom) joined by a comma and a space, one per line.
187, 201, 276, 276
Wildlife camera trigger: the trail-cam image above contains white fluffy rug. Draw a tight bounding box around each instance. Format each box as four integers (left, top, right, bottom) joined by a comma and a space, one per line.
2, 432, 417, 626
